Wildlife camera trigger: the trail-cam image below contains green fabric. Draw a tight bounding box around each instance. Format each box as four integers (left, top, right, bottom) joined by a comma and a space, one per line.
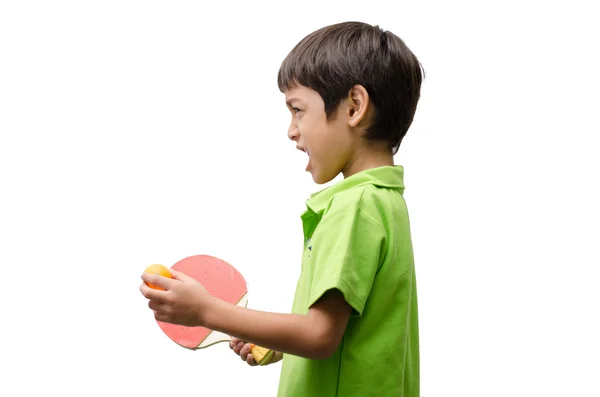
277, 166, 419, 397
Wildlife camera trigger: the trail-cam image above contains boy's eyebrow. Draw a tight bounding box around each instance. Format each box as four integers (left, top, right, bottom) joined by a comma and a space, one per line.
286, 97, 299, 107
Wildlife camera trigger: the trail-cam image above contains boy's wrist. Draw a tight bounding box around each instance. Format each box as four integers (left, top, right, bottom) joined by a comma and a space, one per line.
197, 294, 220, 328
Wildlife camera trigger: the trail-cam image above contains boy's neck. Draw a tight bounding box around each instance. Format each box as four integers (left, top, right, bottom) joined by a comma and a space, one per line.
342, 144, 394, 179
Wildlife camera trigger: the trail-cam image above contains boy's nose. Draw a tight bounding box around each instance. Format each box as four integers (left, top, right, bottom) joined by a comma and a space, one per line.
288, 124, 299, 141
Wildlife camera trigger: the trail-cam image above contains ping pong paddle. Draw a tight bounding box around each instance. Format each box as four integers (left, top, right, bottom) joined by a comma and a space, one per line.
154, 254, 274, 365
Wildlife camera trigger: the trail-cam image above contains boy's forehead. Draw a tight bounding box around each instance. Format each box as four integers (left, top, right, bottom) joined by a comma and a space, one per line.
284, 84, 308, 103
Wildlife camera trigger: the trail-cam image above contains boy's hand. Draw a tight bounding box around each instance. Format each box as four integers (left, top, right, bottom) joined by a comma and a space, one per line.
140, 268, 215, 327
229, 337, 282, 366
229, 337, 260, 366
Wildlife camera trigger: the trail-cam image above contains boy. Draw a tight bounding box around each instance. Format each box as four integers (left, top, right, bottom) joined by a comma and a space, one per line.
140, 21, 423, 396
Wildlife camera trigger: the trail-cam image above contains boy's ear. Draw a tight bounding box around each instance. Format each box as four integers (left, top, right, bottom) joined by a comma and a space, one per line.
346, 84, 370, 128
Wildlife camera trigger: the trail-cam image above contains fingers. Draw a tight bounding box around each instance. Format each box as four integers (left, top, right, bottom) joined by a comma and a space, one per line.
153, 310, 169, 323
141, 272, 177, 291
246, 353, 257, 366
243, 343, 258, 366
148, 299, 167, 312
232, 340, 245, 355
240, 342, 252, 357
139, 282, 171, 305
241, 343, 257, 366
169, 268, 194, 282
140, 282, 163, 300
229, 338, 258, 366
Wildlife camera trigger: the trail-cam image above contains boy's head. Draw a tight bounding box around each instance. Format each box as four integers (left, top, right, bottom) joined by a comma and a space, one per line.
278, 21, 423, 184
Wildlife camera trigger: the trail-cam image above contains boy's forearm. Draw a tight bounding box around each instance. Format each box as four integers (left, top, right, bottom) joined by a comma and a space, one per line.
204, 298, 327, 360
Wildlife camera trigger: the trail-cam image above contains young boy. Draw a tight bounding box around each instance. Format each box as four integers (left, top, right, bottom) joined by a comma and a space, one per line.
140, 21, 423, 396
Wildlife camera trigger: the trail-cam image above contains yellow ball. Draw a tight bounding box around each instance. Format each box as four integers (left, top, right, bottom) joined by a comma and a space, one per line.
144, 264, 172, 290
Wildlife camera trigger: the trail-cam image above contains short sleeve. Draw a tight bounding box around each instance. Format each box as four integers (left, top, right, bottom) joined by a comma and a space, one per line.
306, 193, 386, 317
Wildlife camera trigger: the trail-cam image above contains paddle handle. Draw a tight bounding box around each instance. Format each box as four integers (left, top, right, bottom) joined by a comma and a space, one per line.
250, 344, 274, 365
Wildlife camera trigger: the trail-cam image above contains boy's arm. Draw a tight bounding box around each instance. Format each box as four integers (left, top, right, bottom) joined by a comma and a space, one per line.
141, 270, 352, 361
207, 288, 352, 360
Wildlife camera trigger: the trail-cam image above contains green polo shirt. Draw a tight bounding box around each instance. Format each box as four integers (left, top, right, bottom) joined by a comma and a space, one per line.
277, 165, 419, 397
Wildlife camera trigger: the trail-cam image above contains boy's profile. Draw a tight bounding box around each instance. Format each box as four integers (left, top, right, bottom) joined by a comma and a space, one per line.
140, 21, 423, 396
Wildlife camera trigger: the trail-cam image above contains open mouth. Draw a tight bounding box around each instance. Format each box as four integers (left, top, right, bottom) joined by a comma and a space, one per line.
297, 146, 311, 171
305, 149, 311, 171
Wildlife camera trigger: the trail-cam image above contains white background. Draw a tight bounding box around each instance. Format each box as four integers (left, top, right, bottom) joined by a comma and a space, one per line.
1, 1, 598, 396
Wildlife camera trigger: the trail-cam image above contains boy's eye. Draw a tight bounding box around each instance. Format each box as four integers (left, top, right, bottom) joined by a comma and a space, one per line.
292, 107, 301, 113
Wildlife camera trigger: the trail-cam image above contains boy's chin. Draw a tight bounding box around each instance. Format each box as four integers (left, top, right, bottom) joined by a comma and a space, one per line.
309, 168, 337, 185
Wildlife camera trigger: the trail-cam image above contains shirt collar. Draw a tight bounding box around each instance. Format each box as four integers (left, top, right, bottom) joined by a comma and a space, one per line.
305, 165, 406, 214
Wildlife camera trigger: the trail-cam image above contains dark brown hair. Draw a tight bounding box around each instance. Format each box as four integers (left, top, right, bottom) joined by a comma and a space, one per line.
278, 21, 424, 154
